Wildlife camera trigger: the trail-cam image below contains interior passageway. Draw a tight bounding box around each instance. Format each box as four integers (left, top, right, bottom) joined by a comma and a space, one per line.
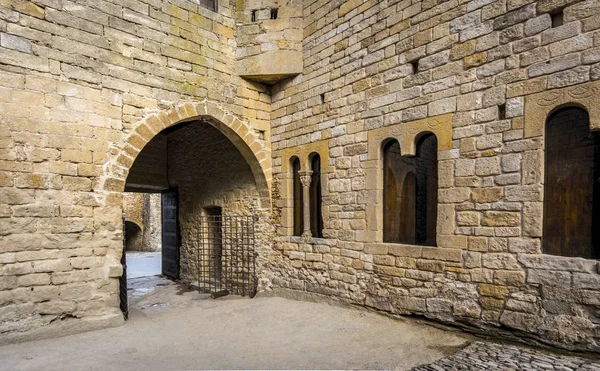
120, 119, 265, 315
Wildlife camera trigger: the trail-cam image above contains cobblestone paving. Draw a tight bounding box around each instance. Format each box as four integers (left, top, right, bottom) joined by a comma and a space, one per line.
413, 341, 600, 371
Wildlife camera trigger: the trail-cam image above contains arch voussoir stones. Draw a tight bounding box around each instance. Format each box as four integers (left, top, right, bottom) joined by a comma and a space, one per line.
103, 101, 272, 208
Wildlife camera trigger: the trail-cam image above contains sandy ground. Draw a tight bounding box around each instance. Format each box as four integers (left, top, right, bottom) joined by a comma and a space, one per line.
0, 277, 472, 371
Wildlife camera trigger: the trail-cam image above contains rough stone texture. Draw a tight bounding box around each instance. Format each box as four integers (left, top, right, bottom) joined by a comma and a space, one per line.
269, 0, 600, 354
1, 0, 600, 354
0, 0, 273, 344
123, 193, 161, 252
234, 0, 303, 83
413, 341, 600, 370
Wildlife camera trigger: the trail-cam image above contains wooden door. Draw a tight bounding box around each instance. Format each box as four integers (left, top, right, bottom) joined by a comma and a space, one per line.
544, 107, 599, 258
119, 217, 128, 319
161, 189, 180, 279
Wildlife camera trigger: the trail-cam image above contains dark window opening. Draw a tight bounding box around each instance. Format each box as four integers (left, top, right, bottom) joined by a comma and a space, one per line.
199, 0, 217, 12
251, 9, 257, 22
271, 8, 278, 20
543, 107, 599, 259
410, 60, 419, 74
310, 154, 323, 238
383, 135, 438, 246
292, 157, 303, 236
551, 10, 564, 28
498, 104, 506, 120
320, 93, 325, 104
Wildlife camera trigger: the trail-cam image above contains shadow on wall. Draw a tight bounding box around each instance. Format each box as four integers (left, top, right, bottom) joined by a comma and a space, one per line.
125, 221, 143, 252
123, 193, 162, 252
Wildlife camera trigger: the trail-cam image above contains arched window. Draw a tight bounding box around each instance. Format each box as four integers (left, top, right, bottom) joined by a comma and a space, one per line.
292, 157, 303, 236
384, 139, 404, 243
383, 135, 438, 246
415, 134, 438, 247
544, 107, 599, 258
310, 154, 323, 238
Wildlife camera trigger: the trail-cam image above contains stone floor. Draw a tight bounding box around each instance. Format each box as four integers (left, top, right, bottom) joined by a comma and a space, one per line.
0, 276, 598, 370
413, 341, 600, 371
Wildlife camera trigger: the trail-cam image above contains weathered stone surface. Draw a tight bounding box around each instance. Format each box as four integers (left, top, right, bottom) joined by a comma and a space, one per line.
1, 0, 599, 354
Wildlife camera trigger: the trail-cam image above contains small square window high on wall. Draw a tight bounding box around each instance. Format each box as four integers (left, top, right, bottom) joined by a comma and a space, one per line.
192, 0, 217, 12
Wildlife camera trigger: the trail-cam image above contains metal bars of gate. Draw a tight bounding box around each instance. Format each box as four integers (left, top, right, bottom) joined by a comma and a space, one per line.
195, 215, 257, 298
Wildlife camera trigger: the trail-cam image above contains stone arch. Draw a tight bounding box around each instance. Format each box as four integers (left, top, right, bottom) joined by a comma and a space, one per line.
124, 220, 143, 252
102, 101, 272, 208
524, 80, 600, 138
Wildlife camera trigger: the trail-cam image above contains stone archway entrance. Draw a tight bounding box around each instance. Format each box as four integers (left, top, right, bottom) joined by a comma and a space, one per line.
103, 102, 272, 317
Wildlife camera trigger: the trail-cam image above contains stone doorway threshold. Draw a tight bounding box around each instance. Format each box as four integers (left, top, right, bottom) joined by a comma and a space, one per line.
1, 278, 598, 370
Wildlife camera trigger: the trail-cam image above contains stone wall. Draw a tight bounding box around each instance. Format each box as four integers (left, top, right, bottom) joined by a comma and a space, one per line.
1, 0, 600, 354
234, 0, 303, 83
123, 192, 161, 252
0, 0, 272, 343
269, 0, 600, 352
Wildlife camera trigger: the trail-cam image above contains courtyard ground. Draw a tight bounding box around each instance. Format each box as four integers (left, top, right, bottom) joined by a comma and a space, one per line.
1, 257, 598, 371
0, 277, 471, 370
126, 251, 161, 279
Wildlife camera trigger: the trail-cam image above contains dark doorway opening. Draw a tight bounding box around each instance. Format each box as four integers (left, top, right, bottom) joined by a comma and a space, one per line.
161, 189, 181, 279
543, 107, 600, 259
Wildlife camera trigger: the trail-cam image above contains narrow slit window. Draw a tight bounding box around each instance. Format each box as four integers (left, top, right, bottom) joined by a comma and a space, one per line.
251, 10, 257, 22
292, 157, 303, 236
199, 0, 217, 12
551, 10, 564, 28
498, 104, 506, 120
271, 8, 278, 20
310, 154, 323, 238
410, 60, 419, 74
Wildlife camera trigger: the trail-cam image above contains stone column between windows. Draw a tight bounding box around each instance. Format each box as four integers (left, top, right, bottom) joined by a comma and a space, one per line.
298, 170, 313, 238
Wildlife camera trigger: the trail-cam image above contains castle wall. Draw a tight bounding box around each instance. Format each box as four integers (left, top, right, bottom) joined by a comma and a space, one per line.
1, 0, 599, 353
0, 0, 271, 343
269, 0, 600, 352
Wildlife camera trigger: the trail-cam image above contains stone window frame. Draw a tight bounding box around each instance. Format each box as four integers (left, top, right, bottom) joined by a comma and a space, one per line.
523, 80, 600, 261
524, 80, 600, 138
364, 114, 453, 246
280, 140, 332, 238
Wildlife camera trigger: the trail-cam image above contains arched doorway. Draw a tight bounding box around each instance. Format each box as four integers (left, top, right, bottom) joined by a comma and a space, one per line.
543, 106, 600, 259
124, 221, 142, 252
106, 103, 272, 318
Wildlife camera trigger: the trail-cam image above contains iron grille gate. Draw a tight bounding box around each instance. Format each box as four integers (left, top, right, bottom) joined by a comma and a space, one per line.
194, 215, 257, 297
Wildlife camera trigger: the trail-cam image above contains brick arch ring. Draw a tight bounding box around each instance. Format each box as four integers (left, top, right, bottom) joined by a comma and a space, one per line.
102, 101, 272, 208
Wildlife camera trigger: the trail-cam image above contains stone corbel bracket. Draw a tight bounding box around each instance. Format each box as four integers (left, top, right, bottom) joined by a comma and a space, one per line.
524, 80, 600, 138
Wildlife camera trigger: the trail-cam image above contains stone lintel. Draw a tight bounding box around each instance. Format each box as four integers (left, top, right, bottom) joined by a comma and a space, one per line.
524, 80, 600, 138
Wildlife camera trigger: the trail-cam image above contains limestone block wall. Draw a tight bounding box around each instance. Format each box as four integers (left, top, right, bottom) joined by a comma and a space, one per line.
269, 0, 600, 352
0, 0, 272, 343
123, 193, 161, 252
234, 0, 303, 83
